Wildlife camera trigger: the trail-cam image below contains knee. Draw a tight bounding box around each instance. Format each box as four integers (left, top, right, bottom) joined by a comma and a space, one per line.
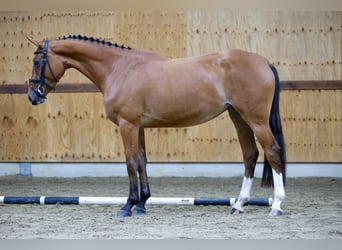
243, 151, 259, 176
244, 150, 259, 163
126, 159, 138, 175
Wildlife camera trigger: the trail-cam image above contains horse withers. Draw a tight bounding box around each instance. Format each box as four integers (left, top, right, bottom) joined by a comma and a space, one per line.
27, 35, 286, 217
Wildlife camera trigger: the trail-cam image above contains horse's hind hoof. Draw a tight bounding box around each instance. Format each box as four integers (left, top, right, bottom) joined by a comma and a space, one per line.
268, 208, 283, 217
117, 209, 132, 217
132, 206, 146, 216
230, 208, 243, 215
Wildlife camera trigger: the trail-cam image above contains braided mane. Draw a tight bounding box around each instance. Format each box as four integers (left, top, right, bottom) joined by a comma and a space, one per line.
58, 35, 132, 50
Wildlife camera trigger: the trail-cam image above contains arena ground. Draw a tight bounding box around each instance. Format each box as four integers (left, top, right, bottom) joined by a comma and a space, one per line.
0, 176, 341, 239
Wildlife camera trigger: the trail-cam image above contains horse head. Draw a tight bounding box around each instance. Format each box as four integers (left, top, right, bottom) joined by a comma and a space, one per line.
27, 36, 65, 105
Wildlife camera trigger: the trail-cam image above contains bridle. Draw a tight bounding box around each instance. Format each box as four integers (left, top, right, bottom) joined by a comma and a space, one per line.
29, 40, 58, 98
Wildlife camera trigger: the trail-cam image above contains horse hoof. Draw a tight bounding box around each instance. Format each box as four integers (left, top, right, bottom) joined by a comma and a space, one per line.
268, 208, 283, 217
117, 209, 132, 217
230, 208, 243, 215
132, 206, 146, 216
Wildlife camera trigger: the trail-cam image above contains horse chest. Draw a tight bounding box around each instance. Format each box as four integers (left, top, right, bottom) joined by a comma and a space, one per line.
104, 98, 143, 127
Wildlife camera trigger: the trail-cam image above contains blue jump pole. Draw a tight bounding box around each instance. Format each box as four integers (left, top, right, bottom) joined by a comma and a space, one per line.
0, 196, 272, 206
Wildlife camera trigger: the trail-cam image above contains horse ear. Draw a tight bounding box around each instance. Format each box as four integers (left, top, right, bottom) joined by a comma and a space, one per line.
26, 36, 42, 47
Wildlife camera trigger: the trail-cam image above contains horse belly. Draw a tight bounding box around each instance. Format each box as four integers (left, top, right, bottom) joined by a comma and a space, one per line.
141, 101, 228, 128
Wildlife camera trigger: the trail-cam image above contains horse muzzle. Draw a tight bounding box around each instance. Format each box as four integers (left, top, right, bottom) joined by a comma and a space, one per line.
28, 88, 46, 105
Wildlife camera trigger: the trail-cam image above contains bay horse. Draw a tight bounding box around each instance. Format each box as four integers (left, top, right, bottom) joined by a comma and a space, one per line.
27, 35, 286, 217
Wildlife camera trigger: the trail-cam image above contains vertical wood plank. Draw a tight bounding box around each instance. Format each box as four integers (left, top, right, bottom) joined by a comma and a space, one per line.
0, 10, 341, 162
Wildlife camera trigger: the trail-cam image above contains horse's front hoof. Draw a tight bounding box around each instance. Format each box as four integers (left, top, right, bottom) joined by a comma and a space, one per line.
132, 206, 146, 216
117, 209, 132, 217
230, 207, 243, 215
268, 208, 283, 217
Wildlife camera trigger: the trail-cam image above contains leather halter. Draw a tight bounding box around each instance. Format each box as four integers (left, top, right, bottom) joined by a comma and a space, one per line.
29, 40, 58, 98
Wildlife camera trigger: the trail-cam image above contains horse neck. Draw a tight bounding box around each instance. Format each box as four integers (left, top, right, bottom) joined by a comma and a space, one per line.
49, 40, 133, 92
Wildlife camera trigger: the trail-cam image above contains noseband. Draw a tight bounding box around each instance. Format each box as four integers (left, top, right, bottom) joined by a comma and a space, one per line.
29, 40, 58, 98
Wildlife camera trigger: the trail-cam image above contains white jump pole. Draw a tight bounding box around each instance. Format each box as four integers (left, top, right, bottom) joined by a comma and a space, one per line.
0, 196, 272, 206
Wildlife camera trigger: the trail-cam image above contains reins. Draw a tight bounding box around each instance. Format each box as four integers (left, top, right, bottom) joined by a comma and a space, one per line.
29, 40, 58, 98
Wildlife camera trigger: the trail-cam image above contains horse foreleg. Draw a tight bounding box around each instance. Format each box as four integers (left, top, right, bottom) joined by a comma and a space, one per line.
228, 108, 259, 214
117, 121, 140, 217
132, 128, 151, 215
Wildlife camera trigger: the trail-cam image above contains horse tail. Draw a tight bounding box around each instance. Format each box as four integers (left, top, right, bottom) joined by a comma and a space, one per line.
261, 64, 287, 187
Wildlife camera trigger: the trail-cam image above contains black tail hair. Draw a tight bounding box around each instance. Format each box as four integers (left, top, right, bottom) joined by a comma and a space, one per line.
261, 65, 287, 187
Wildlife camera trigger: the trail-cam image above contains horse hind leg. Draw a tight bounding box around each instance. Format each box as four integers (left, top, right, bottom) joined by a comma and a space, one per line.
228, 107, 259, 215
252, 124, 285, 217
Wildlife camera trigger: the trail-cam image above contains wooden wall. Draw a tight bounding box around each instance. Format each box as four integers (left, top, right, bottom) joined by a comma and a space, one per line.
0, 11, 341, 162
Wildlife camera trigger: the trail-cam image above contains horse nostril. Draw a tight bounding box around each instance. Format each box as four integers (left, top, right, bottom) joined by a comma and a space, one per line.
28, 95, 37, 105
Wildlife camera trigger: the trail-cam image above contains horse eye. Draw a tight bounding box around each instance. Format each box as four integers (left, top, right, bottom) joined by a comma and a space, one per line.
38, 86, 45, 95
34, 60, 40, 66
